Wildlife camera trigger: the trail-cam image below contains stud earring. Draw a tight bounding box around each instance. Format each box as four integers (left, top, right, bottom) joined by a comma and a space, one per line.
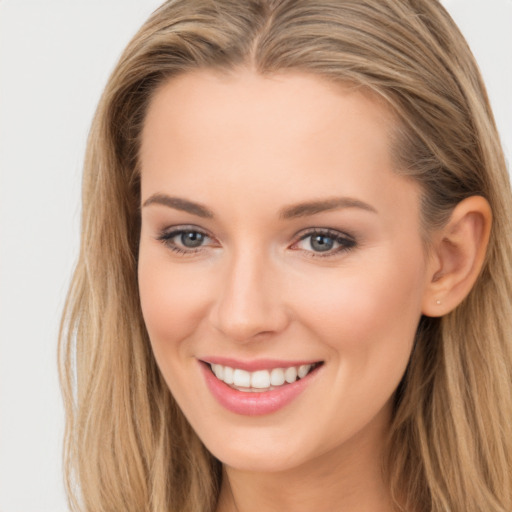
436, 299, 441, 305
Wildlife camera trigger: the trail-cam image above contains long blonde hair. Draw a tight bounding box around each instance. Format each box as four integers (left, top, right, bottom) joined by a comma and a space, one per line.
59, 1, 512, 511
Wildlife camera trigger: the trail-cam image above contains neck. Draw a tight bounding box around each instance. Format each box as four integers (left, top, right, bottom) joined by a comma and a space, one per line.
216, 407, 397, 512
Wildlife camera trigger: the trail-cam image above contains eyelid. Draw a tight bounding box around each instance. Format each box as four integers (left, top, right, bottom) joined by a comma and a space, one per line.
155, 224, 356, 257
290, 227, 357, 257
156, 224, 218, 253
158, 224, 211, 239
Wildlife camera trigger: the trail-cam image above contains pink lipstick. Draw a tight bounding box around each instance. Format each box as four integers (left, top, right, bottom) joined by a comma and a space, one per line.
199, 359, 322, 416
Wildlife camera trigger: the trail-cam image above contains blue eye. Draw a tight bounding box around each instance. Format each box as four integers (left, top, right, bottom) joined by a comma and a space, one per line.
158, 227, 212, 253
180, 231, 206, 248
294, 229, 356, 256
310, 234, 336, 252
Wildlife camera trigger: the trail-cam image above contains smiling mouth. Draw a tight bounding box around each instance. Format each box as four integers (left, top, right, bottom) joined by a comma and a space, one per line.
206, 362, 323, 392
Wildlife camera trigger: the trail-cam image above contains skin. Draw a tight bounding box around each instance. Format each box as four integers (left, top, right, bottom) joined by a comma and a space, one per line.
137, 69, 489, 512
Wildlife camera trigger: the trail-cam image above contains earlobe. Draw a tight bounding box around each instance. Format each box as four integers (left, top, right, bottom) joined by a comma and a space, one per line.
422, 196, 492, 317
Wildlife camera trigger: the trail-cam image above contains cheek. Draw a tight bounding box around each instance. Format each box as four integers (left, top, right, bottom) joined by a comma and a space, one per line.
137, 249, 210, 359
290, 252, 425, 439
293, 249, 426, 359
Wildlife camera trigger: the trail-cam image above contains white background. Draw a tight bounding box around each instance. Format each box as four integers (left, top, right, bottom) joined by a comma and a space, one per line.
0, 1, 510, 511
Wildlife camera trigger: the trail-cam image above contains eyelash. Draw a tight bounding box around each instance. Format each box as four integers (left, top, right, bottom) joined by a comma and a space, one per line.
157, 226, 357, 258
291, 228, 357, 258
157, 226, 214, 255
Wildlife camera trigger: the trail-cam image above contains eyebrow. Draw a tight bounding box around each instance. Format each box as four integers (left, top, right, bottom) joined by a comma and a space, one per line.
142, 193, 377, 219
142, 193, 214, 218
279, 197, 377, 219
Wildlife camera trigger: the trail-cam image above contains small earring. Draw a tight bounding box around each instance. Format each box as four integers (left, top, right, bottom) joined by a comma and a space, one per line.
436, 299, 441, 305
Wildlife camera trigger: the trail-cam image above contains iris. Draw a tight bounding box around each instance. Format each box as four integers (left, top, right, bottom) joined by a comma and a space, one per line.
310, 234, 335, 252
181, 231, 205, 248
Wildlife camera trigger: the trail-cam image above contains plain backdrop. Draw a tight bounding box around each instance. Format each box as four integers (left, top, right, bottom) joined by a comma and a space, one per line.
0, 1, 511, 511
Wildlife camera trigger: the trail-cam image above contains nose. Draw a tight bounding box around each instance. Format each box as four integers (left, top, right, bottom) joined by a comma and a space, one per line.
208, 248, 290, 343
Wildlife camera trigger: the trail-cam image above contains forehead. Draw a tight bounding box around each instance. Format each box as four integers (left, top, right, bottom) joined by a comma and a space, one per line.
139, 69, 419, 228
141, 69, 394, 151
141, 70, 394, 175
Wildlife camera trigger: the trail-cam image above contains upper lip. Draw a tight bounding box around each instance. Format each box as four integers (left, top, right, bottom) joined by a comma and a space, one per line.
199, 356, 323, 372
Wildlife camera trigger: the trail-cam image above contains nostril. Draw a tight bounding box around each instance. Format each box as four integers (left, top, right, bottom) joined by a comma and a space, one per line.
209, 297, 290, 342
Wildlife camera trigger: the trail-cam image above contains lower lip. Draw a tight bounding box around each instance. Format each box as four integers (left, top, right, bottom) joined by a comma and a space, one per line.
199, 362, 321, 416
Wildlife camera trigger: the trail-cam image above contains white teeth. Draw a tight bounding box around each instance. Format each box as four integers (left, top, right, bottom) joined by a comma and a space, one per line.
210, 362, 317, 391
298, 364, 311, 378
212, 364, 223, 380
223, 366, 234, 384
284, 366, 297, 383
251, 370, 271, 389
270, 368, 285, 386
233, 369, 251, 387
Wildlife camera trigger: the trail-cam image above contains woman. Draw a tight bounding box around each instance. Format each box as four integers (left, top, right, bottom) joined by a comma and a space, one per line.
59, 1, 512, 511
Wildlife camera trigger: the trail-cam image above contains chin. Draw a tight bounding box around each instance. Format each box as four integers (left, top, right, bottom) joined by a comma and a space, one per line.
211, 443, 310, 474
196, 420, 336, 474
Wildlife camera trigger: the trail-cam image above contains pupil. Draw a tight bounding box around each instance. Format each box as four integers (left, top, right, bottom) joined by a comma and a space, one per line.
311, 235, 334, 252
181, 231, 204, 248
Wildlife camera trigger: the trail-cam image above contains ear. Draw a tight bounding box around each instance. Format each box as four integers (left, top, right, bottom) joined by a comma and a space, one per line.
422, 196, 492, 317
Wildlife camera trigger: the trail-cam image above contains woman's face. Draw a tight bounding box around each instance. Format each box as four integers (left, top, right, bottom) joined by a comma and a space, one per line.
138, 69, 432, 473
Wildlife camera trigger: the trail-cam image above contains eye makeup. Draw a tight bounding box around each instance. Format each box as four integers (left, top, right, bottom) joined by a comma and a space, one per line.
157, 225, 216, 255
156, 224, 357, 259
291, 228, 357, 258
